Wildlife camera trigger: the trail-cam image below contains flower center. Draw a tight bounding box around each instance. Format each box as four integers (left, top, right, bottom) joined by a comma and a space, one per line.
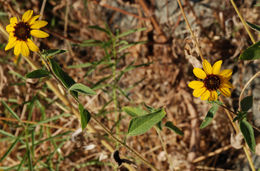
204, 75, 220, 91
14, 22, 31, 41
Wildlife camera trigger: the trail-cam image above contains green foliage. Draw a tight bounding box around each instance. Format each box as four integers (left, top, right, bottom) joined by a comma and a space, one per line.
123, 106, 147, 117
240, 96, 253, 112
0, 136, 21, 163
79, 40, 104, 47
41, 49, 67, 59
239, 119, 256, 152
200, 104, 219, 129
1, 100, 21, 122
116, 28, 146, 38
78, 104, 91, 130
127, 109, 166, 136
49, 58, 78, 98
26, 69, 50, 78
239, 41, 260, 60
246, 21, 260, 32
69, 83, 96, 96
164, 121, 183, 136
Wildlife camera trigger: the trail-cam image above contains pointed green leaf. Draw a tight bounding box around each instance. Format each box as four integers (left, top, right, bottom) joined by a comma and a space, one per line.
200, 105, 219, 129
123, 106, 147, 117
88, 25, 110, 35
241, 96, 253, 112
49, 58, 77, 97
69, 83, 96, 95
239, 119, 256, 152
0, 136, 20, 163
127, 109, 166, 136
78, 104, 91, 130
26, 69, 50, 78
247, 21, 260, 32
78, 40, 103, 47
41, 49, 67, 58
164, 121, 184, 136
117, 27, 146, 39
239, 41, 260, 60
1, 100, 21, 122
68, 62, 92, 69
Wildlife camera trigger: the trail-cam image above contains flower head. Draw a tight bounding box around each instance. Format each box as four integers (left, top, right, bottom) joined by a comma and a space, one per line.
5, 10, 49, 57
188, 59, 233, 101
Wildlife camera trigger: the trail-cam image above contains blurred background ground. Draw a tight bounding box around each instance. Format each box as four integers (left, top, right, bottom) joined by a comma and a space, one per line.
0, 0, 260, 170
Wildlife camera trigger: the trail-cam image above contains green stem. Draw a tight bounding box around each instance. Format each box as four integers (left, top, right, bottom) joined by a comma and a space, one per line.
112, 36, 119, 149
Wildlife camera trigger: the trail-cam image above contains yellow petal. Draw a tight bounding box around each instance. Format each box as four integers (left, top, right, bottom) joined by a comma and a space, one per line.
6, 24, 15, 33
30, 20, 48, 29
14, 41, 22, 56
201, 90, 210, 100
209, 91, 218, 101
30, 30, 49, 38
219, 69, 232, 79
193, 68, 206, 79
202, 59, 212, 75
26, 39, 39, 52
5, 37, 17, 51
193, 87, 206, 97
10, 17, 18, 24
219, 88, 231, 97
29, 15, 40, 25
220, 81, 233, 89
188, 81, 204, 89
22, 10, 33, 22
212, 60, 222, 75
21, 41, 30, 57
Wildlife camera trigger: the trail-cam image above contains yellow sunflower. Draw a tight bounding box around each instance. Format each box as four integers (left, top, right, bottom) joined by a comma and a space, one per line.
188, 59, 233, 101
5, 10, 49, 57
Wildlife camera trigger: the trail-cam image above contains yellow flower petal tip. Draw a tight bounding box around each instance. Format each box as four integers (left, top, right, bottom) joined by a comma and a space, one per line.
4, 10, 48, 57
189, 59, 233, 101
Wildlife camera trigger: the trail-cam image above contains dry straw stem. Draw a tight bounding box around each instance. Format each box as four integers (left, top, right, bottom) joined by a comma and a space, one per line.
176, 0, 204, 61
229, 0, 256, 44
176, 0, 255, 170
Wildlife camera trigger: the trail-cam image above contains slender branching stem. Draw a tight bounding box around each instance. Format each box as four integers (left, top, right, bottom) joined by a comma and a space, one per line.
38, 54, 159, 170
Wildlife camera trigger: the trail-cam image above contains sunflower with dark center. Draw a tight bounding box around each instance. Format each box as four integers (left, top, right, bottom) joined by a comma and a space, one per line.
188, 59, 233, 101
5, 10, 49, 57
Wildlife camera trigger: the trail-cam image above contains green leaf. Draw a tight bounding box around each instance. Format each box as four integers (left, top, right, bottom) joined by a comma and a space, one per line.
200, 105, 219, 129
26, 69, 50, 78
0, 136, 20, 163
69, 83, 96, 95
117, 27, 146, 39
164, 121, 184, 136
41, 49, 67, 58
127, 109, 166, 136
239, 119, 256, 152
1, 100, 21, 122
88, 25, 111, 35
78, 40, 104, 47
123, 106, 147, 117
247, 21, 260, 32
118, 41, 146, 52
241, 96, 253, 112
49, 58, 78, 97
239, 41, 260, 60
68, 62, 92, 69
78, 104, 91, 130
